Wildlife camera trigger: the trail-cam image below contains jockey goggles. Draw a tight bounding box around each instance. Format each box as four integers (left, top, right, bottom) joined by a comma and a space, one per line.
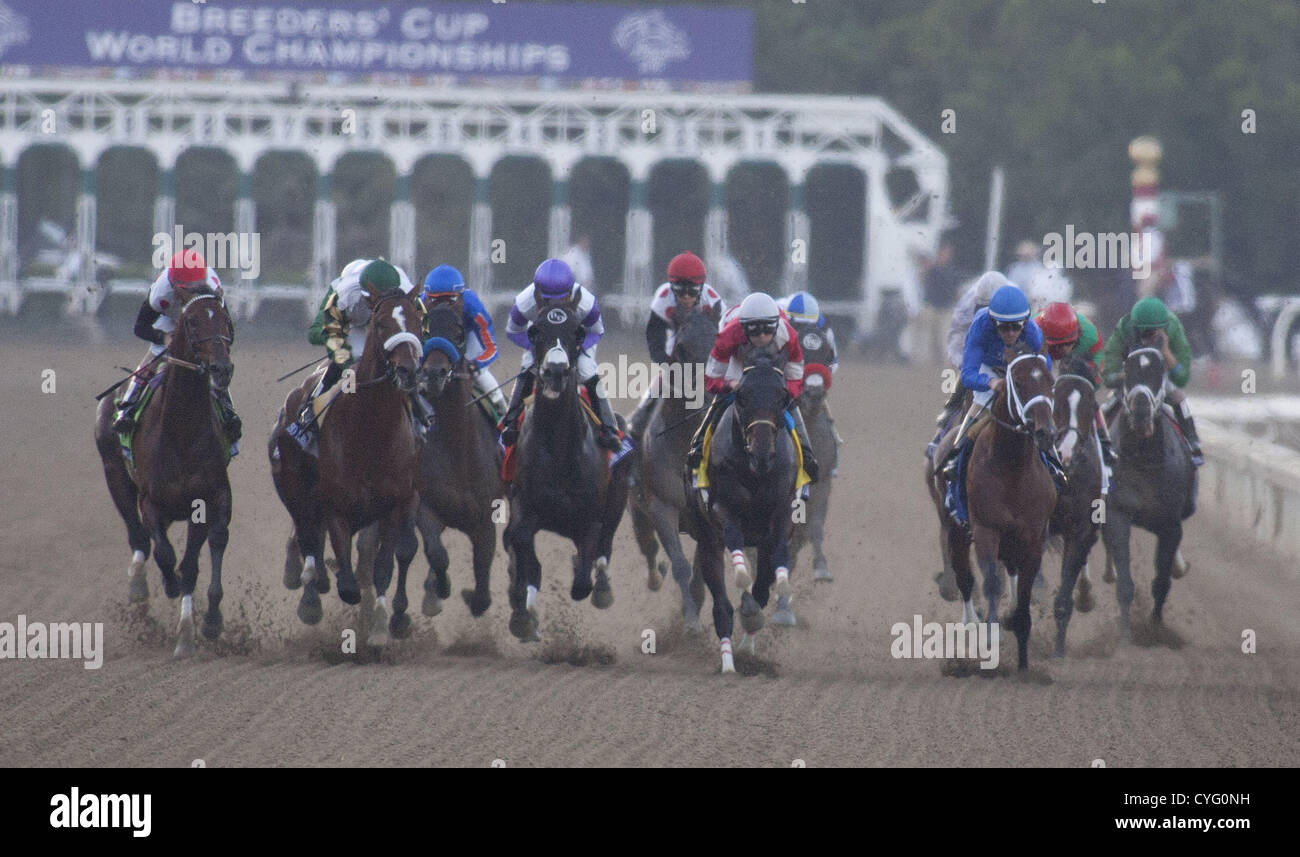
996, 320, 1025, 333
670, 279, 702, 298
742, 318, 779, 336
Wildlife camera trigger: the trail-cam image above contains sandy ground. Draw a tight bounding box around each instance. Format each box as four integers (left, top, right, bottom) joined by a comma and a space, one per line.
1, 315, 1296, 767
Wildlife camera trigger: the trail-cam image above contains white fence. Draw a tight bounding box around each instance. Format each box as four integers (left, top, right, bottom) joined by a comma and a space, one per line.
1198, 418, 1300, 563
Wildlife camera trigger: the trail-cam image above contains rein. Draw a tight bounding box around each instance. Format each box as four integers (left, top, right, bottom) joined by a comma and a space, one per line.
995, 353, 1052, 434
1122, 346, 1167, 416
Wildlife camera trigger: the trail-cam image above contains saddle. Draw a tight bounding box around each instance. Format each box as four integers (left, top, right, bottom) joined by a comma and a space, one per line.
693, 408, 812, 493
499, 387, 630, 483
117, 367, 233, 467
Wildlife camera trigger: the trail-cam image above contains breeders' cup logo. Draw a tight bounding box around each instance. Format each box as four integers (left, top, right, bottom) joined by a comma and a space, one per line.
545, 308, 569, 325
0, 2, 31, 60
802, 332, 823, 352
613, 11, 690, 74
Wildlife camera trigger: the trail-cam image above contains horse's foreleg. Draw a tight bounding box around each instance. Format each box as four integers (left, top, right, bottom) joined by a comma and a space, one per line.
649, 496, 698, 631
973, 525, 1002, 638
570, 523, 600, 603
1151, 522, 1182, 625
141, 500, 181, 600
693, 532, 735, 674
387, 505, 418, 640
1013, 557, 1038, 671
1101, 510, 1134, 644
949, 522, 977, 624
720, 514, 749, 591
505, 512, 542, 642
769, 518, 796, 626
173, 515, 210, 658
630, 501, 664, 591
366, 515, 399, 646
327, 516, 361, 606
201, 487, 231, 643
416, 505, 450, 616
1053, 531, 1093, 658
809, 483, 832, 581
462, 519, 494, 618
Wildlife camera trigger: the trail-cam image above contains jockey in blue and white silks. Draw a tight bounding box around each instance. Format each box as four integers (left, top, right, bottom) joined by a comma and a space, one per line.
499, 258, 622, 452
420, 264, 509, 418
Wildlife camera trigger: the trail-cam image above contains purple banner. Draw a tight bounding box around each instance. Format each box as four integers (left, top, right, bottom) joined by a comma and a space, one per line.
0, 1, 751, 83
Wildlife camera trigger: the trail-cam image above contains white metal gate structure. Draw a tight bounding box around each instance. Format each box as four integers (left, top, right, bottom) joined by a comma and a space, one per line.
0, 77, 948, 330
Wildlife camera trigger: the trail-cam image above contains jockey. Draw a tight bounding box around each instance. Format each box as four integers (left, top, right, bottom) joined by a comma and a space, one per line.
940, 284, 1064, 483
499, 258, 622, 452
934, 271, 1013, 431
1099, 296, 1202, 465
298, 258, 433, 435
686, 291, 820, 482
777, 291, 838, 379
625, 251, 726, 445
112, 249, 241, 453
1036, 300, 1117, 465
420, 264, 509, 419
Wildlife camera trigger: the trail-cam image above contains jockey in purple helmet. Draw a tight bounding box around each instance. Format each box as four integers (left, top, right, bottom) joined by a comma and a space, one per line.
500, 258, 621, 451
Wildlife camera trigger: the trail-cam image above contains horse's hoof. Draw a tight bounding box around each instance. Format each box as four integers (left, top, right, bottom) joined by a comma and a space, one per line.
813, 562, 833, 583
389, 611, 412, 639
1151, 610, 1163, 626
422, 592, 443, 617
367, 603, 390, 647
128, 576, 150, 604
297, 587, 323, 626
684, 611, 703, 634
436, 574, 451, 601
1052, 641, 1066, 659
935, 571, 959, 602
336, 574, 361, 606
1172, 554, 1189, 579
771, 607, 797, 627
462, 588, 491, 618
509, 609, 539, 642
592, 586, 614, 610
1076, 589, 1095, 613
647, 560, 666, 592
162, 577, 181, 599
314, 571, 330, 594
774, 571, 793, 600
200, 614, 223, 641
570, 579, 593, 602
283, 547, 302, 590
173, 639, 196, 659
739, 592, 765, 633
1102, 565, 1115, 584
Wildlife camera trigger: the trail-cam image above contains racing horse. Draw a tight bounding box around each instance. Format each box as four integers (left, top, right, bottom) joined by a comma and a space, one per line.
628, 306, 717, 632
1048, 357, 1104, 657
502, 303, 631, 642
935, 348, 1057, 671
1102, 347, 1197, 643
95, 291, 235, 657
271, 287, 424, 644
412, 295, 503, 620
686, 350, 799, 673
788, 363, 838, 588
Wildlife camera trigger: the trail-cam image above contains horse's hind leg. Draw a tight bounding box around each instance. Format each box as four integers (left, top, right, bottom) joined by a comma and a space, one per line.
327, 516, 362, 606
1102, 510, 1134, 644
1151, 522, 1181, 625
1053, 531, 1093, 658
98, 435, 151, 602
416, 505, 450, 616
140, 500, 181, 600
973, 525, 1002, 639
630, 501, 665, 592
650, 496, 698, 631
1012, 557, 1039, 671
366, 515, 401, 646
694, 532, 735, 674
173, 516, 210, 658
201, 487, 231, 642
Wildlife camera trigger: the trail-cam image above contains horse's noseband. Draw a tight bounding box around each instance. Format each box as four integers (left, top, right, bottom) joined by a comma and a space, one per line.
1002, 353, 1053, 433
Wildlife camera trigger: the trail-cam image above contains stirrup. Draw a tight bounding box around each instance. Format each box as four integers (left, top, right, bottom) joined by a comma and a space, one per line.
112, 411, 134, 434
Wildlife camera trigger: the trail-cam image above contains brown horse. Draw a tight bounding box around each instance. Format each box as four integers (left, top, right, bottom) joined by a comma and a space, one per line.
272, 288, 424, 645
933, 350, 1057, 671
95, 293, 235, 658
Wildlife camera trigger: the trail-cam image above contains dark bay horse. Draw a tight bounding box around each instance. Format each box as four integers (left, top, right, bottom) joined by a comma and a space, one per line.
1049, 358, 1103, 657
628, 306, 716, 632
935, 350, 1057, 671
686, 351, 799, 673
1102, 347, 1197, 643
271, 288, 424, 645
413, 296, 503, 619
95, 293, 235, 657
503, 304, 631, 642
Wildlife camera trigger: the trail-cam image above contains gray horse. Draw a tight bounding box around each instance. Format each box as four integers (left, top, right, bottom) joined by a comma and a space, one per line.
629, 307, 718, 632
788, 372, 838, 592
1102, 347, 1197, 643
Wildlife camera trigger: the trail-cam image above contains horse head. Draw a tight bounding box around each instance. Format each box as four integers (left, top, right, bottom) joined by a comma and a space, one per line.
671, 306, 718, 366
419, 296, 468, 399
173, 292, 235, 393
1052, 355, 1098, 467
1121, 346, 1167, 438
530, 302, 582, 400
364, 289, 423, 394
733, 349, 790, 477
1002, 347, 1056, 459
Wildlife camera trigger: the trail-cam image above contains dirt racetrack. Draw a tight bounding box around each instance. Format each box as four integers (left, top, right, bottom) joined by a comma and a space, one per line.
2, 314, 1296, 767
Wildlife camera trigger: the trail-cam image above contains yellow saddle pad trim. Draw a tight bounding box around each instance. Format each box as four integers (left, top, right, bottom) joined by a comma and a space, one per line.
695, 419, 810, 490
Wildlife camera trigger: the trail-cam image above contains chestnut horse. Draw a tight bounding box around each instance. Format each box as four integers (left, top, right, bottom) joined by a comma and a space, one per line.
935, 349, 1057, 671
95, 292, 235, 658
271, 288, 424, 645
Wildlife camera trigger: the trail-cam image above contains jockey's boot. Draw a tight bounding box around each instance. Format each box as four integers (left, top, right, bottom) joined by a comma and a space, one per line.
935, 381, 966, 427
498, 370, 534, 448
297, 361, 343, 429
409, 389, 436, 435
585, 377, 623, 452
1097, 416, 1117, 466
790, 405, 820, 483
1043, 445, 1069, 491
1173, 399, 1204, 466
112, 375, 145, 435
940, 405, 978, 482
215, 388, 242, 450
686, 394, 726, 472
473, 368, 510, 422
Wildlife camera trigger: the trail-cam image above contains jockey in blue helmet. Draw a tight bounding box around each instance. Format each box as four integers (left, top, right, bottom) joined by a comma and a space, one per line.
420, 264, 509, 418
940, 284, 1065, 482
500, 258, 621, 452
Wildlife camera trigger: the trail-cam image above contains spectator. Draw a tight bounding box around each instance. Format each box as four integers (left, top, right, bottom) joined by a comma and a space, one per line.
919, 238, 962, 364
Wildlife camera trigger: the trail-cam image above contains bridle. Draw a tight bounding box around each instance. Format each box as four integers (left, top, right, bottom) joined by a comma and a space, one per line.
357, 291, 422, 389
1121, 346, 1167, 417
171, 294, 234, 378
994, 352, 1053, 434
1052, 373, 1096, 446
737, 363, 787, 452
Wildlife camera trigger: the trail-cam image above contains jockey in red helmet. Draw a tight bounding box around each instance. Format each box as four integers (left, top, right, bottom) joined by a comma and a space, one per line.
112, 249, 241, 453
625, 252, 726, 446
1035, 300, 1117, 469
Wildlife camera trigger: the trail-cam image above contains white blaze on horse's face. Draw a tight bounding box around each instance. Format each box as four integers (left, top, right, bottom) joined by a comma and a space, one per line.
1058, 388, 1081, 464
541, 339, 569, 399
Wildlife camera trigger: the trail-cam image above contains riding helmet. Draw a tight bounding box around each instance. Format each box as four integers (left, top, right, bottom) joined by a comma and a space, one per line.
423, 264, 466, 296
971, 271, 1012, 309
738, 292, 781, 334
988, 285, 1031, 323
667, 251, 707, 286
1037, 301, 1080, 345
360, 259, 401, 295
533, 258, 575, 299
1131, 296, 1171, 330
781, 291, 823, 326
168, 249, 207, 285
